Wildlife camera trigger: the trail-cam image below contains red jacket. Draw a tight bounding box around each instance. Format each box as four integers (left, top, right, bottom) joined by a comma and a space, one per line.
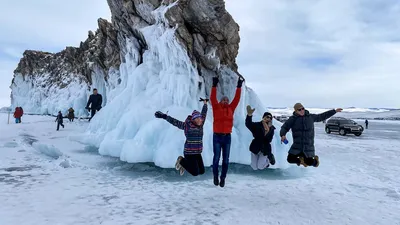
14, 107, 23, 118
210, 87, 241, 134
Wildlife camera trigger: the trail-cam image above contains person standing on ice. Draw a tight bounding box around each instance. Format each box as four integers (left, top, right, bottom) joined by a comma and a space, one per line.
280, 103, 343, 167
86, 88, 103, 122
365, 119, 369, 129
13, 107, 23, 123
154, 98, 208, 176
55, 111, 65, 131
245, 105, 276, 170
210, 76, 243, 187
67, 107, 75, 122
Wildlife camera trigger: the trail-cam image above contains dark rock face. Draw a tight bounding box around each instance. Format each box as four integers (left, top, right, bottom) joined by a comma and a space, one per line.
13, 18, 120, 88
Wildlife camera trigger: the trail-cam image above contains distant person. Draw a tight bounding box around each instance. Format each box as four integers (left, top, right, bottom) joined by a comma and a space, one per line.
55, 111, 65, 131
245, 105, 276, 170
280, 103, 343, 167
67, 107, 75, 122
86, 88, 103, 121
13, 107, 23, 123
154, 98, 208, 176
365, 119, 369, 129
210, 76, 243, 187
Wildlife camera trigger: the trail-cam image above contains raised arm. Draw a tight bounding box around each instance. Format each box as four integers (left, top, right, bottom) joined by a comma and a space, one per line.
165, 115, 186, 130
245, 115, 256, 132
229, 88, 242, 111
280, 116, 296, 137
210, 77, 219, 106
200, 103, 208, 120
311, 109, 336, 122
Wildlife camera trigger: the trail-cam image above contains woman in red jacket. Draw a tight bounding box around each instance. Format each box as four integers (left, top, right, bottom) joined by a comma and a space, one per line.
14, 107, 23, 123
210, 76, 243, 187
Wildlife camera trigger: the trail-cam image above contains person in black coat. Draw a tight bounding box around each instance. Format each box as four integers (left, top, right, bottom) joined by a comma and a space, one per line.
280, 103, 343, 167
245, 105, 276, 170
55, 111, 65, 131
86, 88, 103, 121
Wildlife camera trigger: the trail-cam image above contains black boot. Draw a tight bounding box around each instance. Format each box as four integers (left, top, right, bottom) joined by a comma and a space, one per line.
268, 154, 276, 165
213, 177, 219, 186
219, 177, 225, 188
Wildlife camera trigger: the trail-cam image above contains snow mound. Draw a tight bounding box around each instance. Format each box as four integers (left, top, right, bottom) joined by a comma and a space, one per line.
3, 142, 18, 148
32, 142, 63, 159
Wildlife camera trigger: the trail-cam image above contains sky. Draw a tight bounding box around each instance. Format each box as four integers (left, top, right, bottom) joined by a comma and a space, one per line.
0, 0, 399, 108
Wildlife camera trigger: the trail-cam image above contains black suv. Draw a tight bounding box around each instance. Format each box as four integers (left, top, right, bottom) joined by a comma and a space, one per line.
325, 117, 364, 136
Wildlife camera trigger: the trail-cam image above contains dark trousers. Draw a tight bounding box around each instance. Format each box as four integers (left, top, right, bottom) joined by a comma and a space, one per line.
212, 133, 231, 179
287, 153, 317, 166
57, 122, 64, 131
89, 109, 97, 121
180, 154, 205, 176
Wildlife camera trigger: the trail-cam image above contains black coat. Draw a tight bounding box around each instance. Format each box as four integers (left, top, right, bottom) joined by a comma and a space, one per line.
280, 109, 336, 157
55, 114, 63, 123
245, 115, 275, 156
86, 94, 103, 110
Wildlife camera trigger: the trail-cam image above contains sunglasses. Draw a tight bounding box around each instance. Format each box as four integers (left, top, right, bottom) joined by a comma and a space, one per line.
297, 108, 305, 111
264, 116, 272, 119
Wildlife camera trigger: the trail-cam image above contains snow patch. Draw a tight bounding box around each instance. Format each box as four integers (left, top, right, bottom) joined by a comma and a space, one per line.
32, 142, 63, 159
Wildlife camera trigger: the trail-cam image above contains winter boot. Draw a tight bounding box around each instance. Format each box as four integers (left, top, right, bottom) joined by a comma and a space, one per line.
299, 157, 308, 167
268, 154, 276, 165
219, 177, 225, 188
213, 176, 219, 186
175, 156, 183, 170
313, 156, 320, 167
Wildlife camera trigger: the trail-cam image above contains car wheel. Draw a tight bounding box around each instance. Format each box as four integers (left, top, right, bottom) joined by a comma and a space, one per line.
325, 127, 331, 134
339, 129, 346, 136
355, 133, 362, 136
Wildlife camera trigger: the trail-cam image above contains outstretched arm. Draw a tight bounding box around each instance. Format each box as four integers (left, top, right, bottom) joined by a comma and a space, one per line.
200, 103, 208, 120
311, 109, 337, 122
229, 88, 242, 111
210, 87, 218, 107
245, 115, 256, 132
280, 116, 295, 137
165, 116, 186, 130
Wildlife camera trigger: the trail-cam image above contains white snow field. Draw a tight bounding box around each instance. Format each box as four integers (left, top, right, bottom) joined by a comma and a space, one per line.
1, 113, 399, 225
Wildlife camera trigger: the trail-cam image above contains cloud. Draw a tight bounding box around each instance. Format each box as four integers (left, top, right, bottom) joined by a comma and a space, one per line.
0, 0, 399, 108
226, 0, 400, 108
0, 0, 111, 107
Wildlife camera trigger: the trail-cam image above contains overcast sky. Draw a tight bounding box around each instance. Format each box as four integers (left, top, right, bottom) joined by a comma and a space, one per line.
1, 0, 399, 108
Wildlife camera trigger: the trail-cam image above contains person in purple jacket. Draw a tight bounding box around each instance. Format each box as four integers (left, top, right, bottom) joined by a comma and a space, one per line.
155, 99, 208, 176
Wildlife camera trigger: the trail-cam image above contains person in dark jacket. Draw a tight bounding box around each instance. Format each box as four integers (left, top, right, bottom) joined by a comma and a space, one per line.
365, 119, 369, 129
55, 111, 65, 131
67, 107, 75, 122
86, 88, 103, 121
245, 105, 276, 170
155, 99, 208, 176
210, 76, 243, 187
280, 103, 342, 167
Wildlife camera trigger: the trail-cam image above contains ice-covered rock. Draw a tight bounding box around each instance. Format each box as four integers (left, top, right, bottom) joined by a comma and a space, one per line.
12, 0, 292, 168
10, 19, 120, 116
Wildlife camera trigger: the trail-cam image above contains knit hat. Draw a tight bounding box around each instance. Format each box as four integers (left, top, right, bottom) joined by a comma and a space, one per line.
293, 103, 304, 110
192, 110, 202, 120
263, 112, 272, 119
220, 96, 229, 102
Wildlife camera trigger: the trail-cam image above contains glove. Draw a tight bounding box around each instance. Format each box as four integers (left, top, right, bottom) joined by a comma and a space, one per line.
237, 77, 244, 88
155, 111, 167, 119
199, 97, 209, 102
212, 77, 219, 87
246, 105, 255, 116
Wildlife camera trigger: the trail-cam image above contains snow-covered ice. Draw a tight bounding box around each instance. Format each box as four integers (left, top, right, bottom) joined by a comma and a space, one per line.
1, 113, 399, 225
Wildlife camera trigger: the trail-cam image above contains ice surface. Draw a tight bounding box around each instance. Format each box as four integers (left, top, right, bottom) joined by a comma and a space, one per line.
32, 142, 63, 159
1, 114, 400, 225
